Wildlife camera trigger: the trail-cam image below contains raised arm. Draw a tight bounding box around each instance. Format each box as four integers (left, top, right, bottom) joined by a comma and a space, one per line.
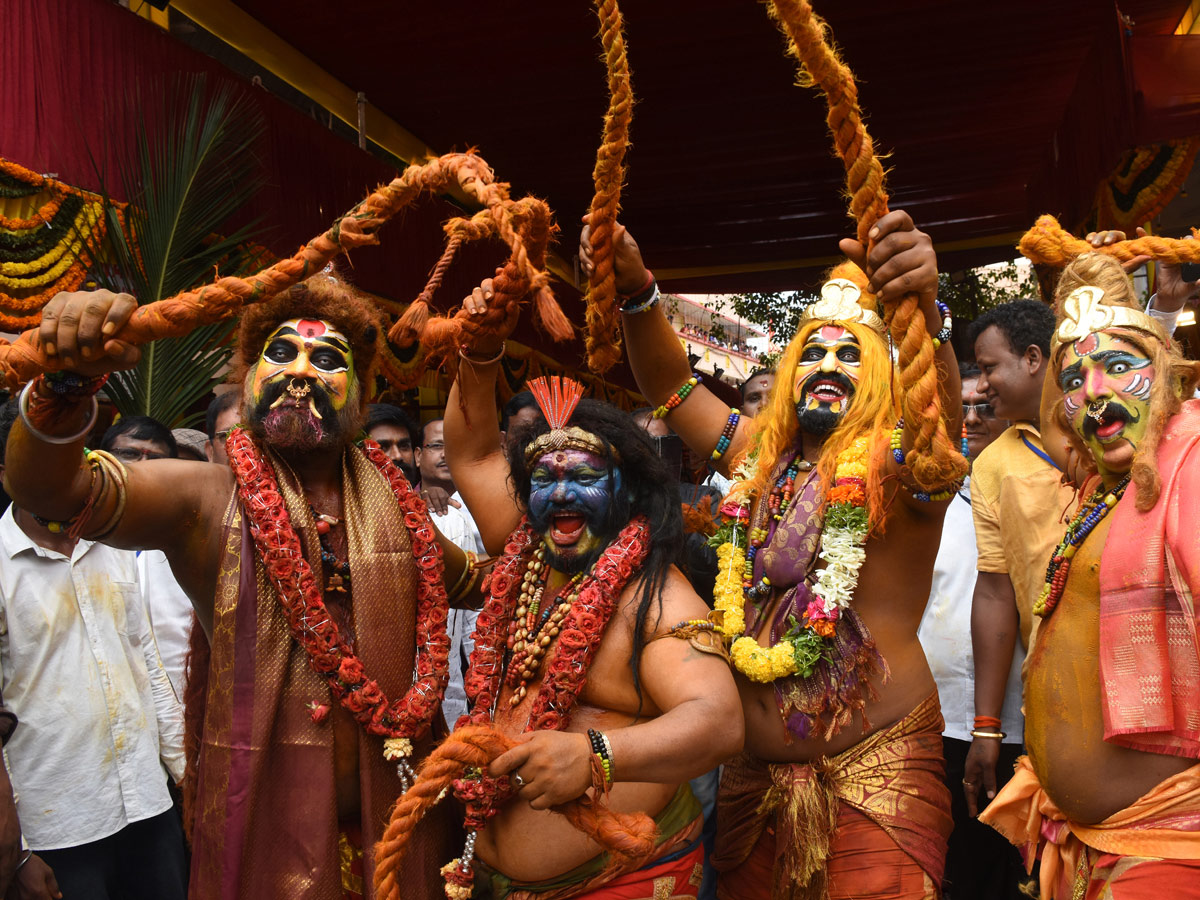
444, 282, 525, 555
578, 224, 753, 478
4, 290, 231, 626
840, 211, 963, 509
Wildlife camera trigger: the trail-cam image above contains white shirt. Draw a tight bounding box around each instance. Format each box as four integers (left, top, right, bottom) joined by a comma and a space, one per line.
138, 550, 194, 702
918, 486, 1024, 744
0, 508, 185, 850
433, 493, 485, 729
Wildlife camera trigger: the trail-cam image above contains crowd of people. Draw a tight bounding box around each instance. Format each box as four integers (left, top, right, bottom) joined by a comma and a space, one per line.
676, 322, 757, 358
0, 214, 1196, 900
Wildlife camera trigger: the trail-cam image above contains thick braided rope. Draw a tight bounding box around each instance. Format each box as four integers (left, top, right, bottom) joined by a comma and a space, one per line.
584, 0, 635, 375
372, 725, 657, 900
419, 197, 563, 372
389, 232, 465, 348
1020, 214, 1200, 267
768, 0, 966, 488
0, 152, 555, 390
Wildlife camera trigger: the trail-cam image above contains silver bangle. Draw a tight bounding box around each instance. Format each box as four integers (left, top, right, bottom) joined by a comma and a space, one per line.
18, 380, 99, 445
14, 849, 33, 871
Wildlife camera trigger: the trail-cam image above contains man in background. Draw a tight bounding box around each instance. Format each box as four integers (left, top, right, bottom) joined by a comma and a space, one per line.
0, 399, 186, 900
919, 362, 1025, 899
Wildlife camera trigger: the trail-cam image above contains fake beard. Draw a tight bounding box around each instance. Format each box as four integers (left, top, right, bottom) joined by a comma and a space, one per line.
247, 378, 355, 453
794, 372, 855, 436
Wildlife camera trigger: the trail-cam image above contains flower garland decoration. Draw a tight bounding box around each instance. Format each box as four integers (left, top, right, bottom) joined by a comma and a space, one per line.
0, 159, 116, 331
712, 436, 872, 683
227, 426, 451, 782
438, 515, 652, 897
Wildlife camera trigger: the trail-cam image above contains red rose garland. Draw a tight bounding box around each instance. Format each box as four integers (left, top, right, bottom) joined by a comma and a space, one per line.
438, 514, 652, 893
462, 514, 650, 733
228, 427, 451, 744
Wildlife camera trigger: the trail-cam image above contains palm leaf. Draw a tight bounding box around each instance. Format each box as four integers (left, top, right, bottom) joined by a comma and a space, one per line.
90, 75, 266, 426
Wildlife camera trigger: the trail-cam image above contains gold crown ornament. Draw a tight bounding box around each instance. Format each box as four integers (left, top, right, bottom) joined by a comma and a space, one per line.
799, 278, 886, 335
1052, 286, 1169, 352
522, 376, 619, 468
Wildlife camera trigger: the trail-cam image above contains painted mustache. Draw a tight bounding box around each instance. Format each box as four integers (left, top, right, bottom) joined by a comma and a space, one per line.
256, 377, 337, 424
799, 371, 855, 406
1081, 400, 1138, 440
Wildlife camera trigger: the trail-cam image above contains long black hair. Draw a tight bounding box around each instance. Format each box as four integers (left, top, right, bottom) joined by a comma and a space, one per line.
505, 399, 685, 697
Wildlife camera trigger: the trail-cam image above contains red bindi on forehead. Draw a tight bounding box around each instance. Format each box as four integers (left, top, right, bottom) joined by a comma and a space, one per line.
297, 319, 327, 339
819, 325, 849, 342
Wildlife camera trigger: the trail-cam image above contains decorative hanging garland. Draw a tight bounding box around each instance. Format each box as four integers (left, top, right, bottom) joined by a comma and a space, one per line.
227, 426, 451, 778
713, 437, 871, 682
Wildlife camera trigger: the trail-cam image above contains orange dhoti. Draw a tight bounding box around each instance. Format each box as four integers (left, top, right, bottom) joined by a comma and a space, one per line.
711, 693, 952, 900
980, 756, 1200, 899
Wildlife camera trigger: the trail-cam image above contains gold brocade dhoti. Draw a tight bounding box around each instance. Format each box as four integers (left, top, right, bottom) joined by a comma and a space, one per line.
712, 692, 952, 900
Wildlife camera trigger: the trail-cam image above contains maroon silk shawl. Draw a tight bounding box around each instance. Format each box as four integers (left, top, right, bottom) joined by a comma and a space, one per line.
188, 448, 453, 898
1099, 399, 1200, 757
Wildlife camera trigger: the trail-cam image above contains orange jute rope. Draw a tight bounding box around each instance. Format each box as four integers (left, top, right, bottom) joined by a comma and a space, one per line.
584, 0, 635, 375
0, 151, 560, 390
372, 725, 657, 900
767, 0, 967, 489
1019, 214, 1200, 267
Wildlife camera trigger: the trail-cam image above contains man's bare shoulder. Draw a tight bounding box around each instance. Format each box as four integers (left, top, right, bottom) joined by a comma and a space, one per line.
616, 564, 710, 637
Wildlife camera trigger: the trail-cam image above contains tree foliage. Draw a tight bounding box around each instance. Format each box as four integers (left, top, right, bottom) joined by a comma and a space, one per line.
89, 77, 266, 427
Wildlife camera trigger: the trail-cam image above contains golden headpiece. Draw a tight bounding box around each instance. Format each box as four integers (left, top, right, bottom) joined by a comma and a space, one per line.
522, 376, 619, 468
1052, 285, 1169, 353
799, 278, 886, 335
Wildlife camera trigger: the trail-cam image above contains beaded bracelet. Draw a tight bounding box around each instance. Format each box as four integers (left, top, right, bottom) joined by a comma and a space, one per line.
43, 370, 109, 397
620, 282, 660, 316
711, 408, 741, 462
653, 374, 700, 419
587, 728, 614, 785
890, 418, 906, 464
931, 300, 953, 349
904, 480, 962, 503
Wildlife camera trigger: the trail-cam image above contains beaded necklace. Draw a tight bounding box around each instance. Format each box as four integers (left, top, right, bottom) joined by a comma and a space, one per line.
310, 506, 350, 593
742, 456, 810, 602
1035, 474, 1130, 618
505, 545, 584, 705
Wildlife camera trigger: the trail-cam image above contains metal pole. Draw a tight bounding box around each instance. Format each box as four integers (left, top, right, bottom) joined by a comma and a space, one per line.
356, 92, 367, 150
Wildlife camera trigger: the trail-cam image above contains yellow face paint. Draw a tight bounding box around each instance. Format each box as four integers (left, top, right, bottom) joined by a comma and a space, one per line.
792, 325, 861, 406
1058, 331, 1155, 483
251, 318, 356, 412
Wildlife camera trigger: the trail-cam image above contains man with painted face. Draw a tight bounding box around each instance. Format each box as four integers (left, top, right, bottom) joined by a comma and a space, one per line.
979, 253, 1200, 899
2, 275, 477, 899
440, 320, 743, 898
579, 211, 964, 900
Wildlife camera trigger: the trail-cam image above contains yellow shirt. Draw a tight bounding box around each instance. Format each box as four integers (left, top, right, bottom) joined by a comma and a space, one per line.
971, 422, 1080, 648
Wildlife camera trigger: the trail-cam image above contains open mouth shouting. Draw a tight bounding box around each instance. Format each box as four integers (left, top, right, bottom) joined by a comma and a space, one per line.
550, 512, 588, 546
801, 373, 854, 414
1083, 401, 1135, 443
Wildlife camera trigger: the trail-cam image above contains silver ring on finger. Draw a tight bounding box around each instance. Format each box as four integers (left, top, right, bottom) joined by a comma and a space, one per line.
512, 772, 526, 788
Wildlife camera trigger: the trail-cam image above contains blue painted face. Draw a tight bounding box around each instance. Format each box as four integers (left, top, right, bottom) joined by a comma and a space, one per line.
527, 448, 622, 574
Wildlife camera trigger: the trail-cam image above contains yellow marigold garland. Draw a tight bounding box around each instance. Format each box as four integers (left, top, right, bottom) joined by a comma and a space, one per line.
711, 436, 872, 683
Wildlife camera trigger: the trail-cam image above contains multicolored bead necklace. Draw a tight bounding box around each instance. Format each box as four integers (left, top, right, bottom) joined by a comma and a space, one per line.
743, 456, 812, 602
1034, 474, 1130, 618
